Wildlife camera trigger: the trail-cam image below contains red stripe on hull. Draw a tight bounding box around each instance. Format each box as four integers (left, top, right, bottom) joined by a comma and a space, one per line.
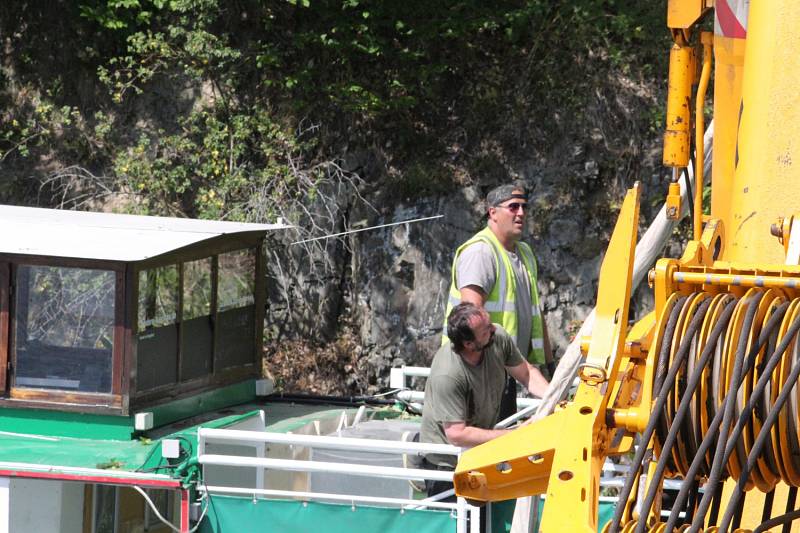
0, 469, 181, 488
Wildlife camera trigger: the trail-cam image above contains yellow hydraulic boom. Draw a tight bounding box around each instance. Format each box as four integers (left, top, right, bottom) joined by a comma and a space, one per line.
454, 1, 800, 531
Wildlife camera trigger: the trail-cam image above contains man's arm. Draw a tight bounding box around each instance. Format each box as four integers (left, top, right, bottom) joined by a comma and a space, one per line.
443, 420, 510, 448
506, 360, 549, 398
459, 285, 486, 307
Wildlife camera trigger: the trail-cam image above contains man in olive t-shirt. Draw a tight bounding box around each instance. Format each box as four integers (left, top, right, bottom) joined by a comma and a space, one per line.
421, 302, 549, 469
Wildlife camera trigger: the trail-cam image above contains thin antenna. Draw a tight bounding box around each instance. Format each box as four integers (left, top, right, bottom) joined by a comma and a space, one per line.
291, 214, 443, 245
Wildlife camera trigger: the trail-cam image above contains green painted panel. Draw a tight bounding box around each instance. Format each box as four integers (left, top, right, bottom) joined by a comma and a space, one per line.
598, 502, 615, 531
532, 499, 616, 532
0, 408, 134, 439
148, 380, 256, 427
199, 495, 455, 533
491, 499, 516, 532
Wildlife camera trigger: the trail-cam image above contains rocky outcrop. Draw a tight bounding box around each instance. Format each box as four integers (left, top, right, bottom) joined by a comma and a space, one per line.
265, 139, 669, 392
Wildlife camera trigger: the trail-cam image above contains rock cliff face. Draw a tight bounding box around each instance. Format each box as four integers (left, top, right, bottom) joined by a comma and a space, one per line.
265, 134, 671, 393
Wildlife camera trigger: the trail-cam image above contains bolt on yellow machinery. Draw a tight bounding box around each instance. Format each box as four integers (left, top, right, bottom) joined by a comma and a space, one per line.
453, 1, 800, 532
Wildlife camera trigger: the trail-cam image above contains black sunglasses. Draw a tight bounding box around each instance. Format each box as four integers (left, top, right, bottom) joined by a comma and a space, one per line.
499, 202, 527, 212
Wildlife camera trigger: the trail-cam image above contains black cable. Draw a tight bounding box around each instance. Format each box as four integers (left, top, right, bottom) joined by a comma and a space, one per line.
607, 297, 689, 533
135, 434, 196, 473
681, 478, 699, 526
713, 300, 790, 472
638, 298, 745, 531
783, 488, 797, 533
660, 299, 738, 531
753, 508, 800, 533
707, 480, 725, 528
689, 292, 764, 532
634, 298, 713, 533
665, 397, 727, 530
731, 491, 744, 531
719, 310, 800, 532
664, 295, 758, 531
665, 296, 788, 531
762, 489, 776, 525
263, 392, 397, 406
636, 298, 741, 532
654, 296, 689, 448
136, 441, 165, 472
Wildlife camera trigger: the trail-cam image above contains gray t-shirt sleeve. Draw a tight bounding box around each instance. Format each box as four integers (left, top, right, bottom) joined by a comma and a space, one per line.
428, 375, 469, 423
456, 241, 496, 292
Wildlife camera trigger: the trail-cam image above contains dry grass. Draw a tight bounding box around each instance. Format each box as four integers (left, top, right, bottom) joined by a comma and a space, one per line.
262, 328, 371, 396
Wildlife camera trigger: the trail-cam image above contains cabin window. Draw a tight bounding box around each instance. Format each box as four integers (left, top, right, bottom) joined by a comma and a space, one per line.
181, 258, 213, 380
134, 247, 258, 393
136, 265, 179, 391
92, 485, 118, 533
13, 265, 115, 393
144, 488, 175, 530
216, 249, 256, 369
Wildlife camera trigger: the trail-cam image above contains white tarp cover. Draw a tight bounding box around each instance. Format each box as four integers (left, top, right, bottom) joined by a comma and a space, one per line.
0, 204, 288, 262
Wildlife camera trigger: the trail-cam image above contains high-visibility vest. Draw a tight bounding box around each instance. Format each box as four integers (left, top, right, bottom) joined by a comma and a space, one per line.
442, 227, 545, 364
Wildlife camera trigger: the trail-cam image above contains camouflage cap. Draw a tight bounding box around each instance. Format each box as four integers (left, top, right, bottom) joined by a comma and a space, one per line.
486, 182, 528, 209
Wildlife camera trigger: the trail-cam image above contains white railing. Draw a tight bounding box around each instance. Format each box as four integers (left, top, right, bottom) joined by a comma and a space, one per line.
197, 428, 481, 533
391, 366, 543, 418
395, 389, 542, 410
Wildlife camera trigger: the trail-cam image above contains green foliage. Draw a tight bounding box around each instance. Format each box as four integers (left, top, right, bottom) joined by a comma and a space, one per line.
79, 0, 168, 31
1, 0, 668, 212
703, 183, 712, 215
113, 105, 311, 219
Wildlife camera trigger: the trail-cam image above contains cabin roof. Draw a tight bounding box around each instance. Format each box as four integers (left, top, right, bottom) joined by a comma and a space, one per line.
0, 205, 289, 262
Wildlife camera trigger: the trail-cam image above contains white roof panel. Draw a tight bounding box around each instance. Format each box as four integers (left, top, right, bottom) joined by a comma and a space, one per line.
0, 205, 289, 262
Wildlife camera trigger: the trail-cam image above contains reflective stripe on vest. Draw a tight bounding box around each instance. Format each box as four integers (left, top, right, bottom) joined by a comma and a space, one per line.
442, 227, 546, 364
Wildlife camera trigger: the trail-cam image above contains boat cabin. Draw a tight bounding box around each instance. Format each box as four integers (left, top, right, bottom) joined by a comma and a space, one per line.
0, 205, 285, 424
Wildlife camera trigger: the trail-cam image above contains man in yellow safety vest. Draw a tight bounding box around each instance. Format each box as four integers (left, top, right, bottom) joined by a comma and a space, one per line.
443, 181, 553, 418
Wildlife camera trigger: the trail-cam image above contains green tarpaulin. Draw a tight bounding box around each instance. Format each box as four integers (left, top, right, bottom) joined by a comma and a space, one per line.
199, 495, 456, 533
199, 494, 616, 532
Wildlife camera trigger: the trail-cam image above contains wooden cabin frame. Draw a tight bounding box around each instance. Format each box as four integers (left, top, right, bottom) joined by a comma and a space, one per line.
0, 206, 284, 416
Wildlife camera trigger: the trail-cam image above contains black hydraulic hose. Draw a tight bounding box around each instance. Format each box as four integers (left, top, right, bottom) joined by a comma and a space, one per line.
753, 509, 800, 533
688, 292, 764, 533
607, 297, 691, 533
718, 310, 800, 533
634, 298, 713, 533
263, 392, 397, 406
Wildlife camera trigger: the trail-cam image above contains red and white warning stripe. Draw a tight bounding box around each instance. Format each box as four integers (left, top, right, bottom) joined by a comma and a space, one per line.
715, 0, 749, 38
